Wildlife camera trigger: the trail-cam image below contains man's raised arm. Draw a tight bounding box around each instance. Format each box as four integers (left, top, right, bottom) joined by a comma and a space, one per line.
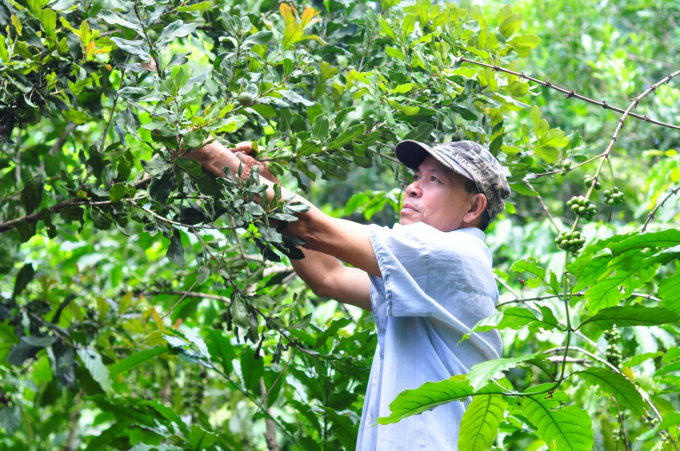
186, 141, 374, 311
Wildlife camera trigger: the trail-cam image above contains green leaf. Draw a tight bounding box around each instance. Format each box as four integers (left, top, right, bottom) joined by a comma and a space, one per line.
149, 169, 176, 205
240, 347, 264, 391
390, 83, 414, 94
508, 34, 541, 57
623, 351, 662, 367
109, 183, 127, 202
189, 425, 217, 450
378, 16, 395, 41
111, 37, 150, 58
510, 258, 546, 280
243, 30, 273, 46
579, 305, 680, 329
109, 346, 168, 376
663, 347, 680, 364
13, 263, 34, 298
458, 394, 507, 451
77, 348, 112, 392
499, 13, 523, 38
90, 209, 112, 230
206, 330, 234, 374
21, 179, 42, 214
158, 21, 198, 46
575, 369, 644, 412
659, 270, 680, 313
467, 356, 532, 390
378, 375, 501, 425
167, 228, 185, 267
297, 138, 323, 156
403, 124, 434, 142
98, 10, 143, 34
327, 124, 366, 149
282, 23, 303, 47
0, 35, 9, 63
521, 389, 593, 451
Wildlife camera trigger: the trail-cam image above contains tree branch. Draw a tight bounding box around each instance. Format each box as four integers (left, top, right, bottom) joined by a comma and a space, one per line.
459, 57, 680, 130
641, 185, 680, 232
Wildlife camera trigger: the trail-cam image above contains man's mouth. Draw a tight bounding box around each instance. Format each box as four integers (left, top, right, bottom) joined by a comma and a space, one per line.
401, 203, 418, 213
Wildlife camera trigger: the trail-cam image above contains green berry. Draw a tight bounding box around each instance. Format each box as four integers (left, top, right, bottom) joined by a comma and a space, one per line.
238, 92, 255, 107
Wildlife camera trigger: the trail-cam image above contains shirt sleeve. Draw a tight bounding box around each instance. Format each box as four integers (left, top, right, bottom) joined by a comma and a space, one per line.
368, 222, 439, 317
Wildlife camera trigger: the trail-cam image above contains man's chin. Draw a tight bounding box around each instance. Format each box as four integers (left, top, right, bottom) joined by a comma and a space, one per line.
399, 216, 419, 226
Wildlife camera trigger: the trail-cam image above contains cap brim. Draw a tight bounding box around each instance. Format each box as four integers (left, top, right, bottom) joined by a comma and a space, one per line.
394, 140, 432, 169
395, 140, 474, 182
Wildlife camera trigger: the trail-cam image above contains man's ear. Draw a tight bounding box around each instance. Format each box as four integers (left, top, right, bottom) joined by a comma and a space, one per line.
464, 193, 487, 225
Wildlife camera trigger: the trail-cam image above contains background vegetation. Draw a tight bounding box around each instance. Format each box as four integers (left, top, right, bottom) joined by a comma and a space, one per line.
1, 0, 679, 449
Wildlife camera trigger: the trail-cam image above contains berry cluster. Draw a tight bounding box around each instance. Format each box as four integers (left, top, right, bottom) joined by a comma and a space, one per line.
554, 230, 585, 253
584, 175, 601, 190
567, 196, 597, 220
604, 325, 622, 367
604, 187, 625, 205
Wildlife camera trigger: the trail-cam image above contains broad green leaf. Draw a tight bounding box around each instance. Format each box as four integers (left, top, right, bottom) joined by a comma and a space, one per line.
111, 37, 150, 58
390, 83, 414, 94
464, 307, 542, 340
575, 369, 644, 412
13, 263, 34, 298
378, 375, 502, 425
499, 13, 523, 38
508, 34, 541, 57
77, 348, 112, 392
89, 395, 157, 427
167, 229, 185, 267
206, 330, 234, 374
189, 425, 217, 450
98, 10, 143, 34
0, 35, 9, 63
659, 270, 680, 313
21, 179, 41, 214
297, 138, 323, 156
467, 356, 532, 390
583, 251, 657, 312
327, 124, 366, 149
623, 351, 662, 367
243, 30, 273, 47
282, 23, 303, 47
109, 347, 169, 376
510, 258, 545, 280
579, 305, 680, 329
458, 394, 507, 451
158, 21, 198, 46
521, 388, 594, 451
653, 360, 680, 377
109, 183, 127, 202
378, 16, 395, 41
663, 347, 680, 364
240, 347, 264, 391
403, 124, 434, 142
149, 169, 176, 205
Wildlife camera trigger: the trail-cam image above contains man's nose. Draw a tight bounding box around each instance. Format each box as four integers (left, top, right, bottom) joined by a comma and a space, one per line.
407, 180, 421, 197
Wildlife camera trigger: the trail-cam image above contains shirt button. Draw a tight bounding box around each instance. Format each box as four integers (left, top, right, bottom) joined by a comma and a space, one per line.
367, 415, 372, 423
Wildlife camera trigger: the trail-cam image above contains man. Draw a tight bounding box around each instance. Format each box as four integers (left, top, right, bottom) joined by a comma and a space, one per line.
186, 139, 510, 450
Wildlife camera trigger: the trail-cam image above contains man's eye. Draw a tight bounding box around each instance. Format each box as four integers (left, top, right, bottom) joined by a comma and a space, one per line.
413, 175, 421, 181
430, 176, 439, 183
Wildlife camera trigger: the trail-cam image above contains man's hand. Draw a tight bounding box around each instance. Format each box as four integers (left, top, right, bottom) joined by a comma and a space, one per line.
228, 144, 280, 184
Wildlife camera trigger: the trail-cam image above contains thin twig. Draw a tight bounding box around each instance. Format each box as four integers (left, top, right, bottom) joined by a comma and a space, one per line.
161, 280, 198, 319
641, 185, 680, 232
458, 57, 680, 131
524, 181, 560, 232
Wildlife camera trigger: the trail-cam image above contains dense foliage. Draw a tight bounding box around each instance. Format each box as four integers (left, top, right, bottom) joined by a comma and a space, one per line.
1, 0, 679, 450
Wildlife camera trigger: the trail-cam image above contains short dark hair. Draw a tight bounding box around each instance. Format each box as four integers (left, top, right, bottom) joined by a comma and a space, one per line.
463, 178, 491, 231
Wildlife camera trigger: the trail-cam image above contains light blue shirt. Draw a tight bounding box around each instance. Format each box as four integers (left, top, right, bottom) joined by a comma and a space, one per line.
357, 222, 502, 451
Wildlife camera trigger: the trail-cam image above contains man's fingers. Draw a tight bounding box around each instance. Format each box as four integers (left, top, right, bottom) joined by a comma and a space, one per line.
231, 141, 252, 154
235, 152, 280, 183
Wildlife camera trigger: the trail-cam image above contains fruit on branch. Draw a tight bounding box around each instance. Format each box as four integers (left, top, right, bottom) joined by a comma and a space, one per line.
238, 92, 256, 107
562, 160, 572, 170
604, 325, 622, 367
554, 230, 585, 253
604, 187, 625, 205
584, 175, 601, 190
567, 196, 597, 220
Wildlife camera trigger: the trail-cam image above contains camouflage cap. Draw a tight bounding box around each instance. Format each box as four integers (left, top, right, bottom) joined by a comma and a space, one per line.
394, 140, 511, 220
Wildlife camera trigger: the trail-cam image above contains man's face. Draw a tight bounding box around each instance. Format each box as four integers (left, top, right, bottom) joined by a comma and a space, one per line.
399, 156, 481, 232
